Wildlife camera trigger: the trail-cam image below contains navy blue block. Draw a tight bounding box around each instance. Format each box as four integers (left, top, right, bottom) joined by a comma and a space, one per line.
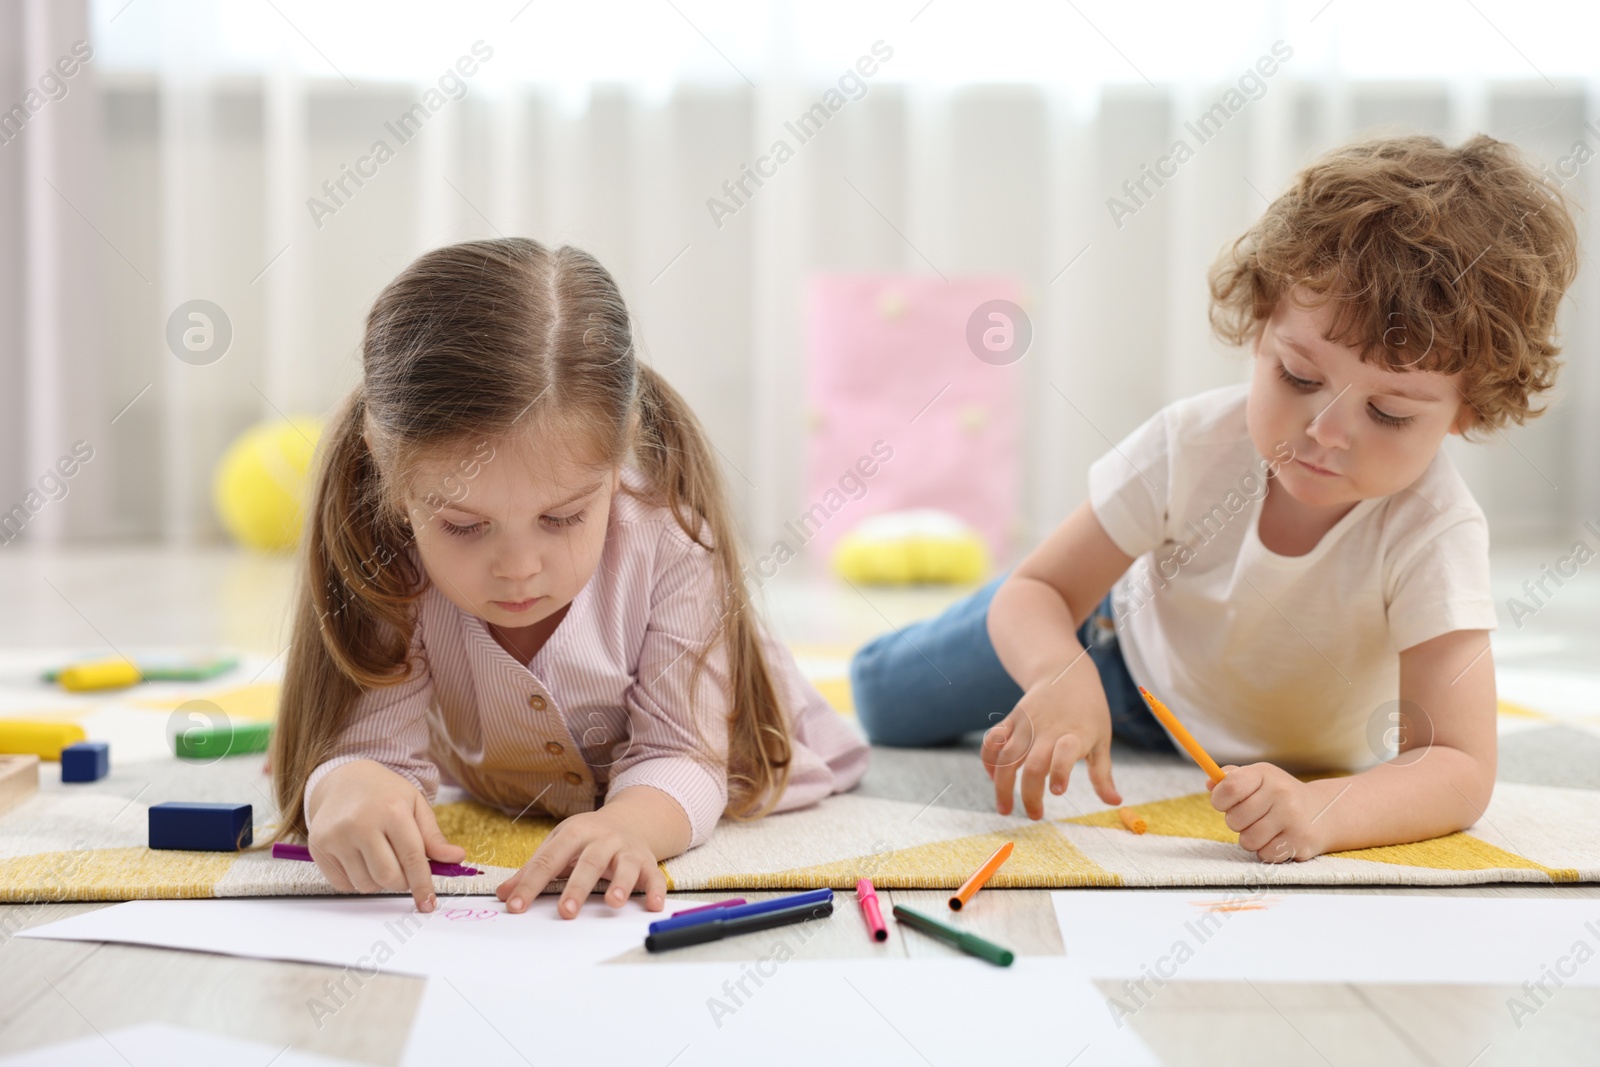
61, 741, 110, 783
148, 802, 253, 851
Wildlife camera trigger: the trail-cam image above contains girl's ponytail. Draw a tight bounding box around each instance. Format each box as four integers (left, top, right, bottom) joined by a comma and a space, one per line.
270, 385, 423, 840
631, 363, 794, 820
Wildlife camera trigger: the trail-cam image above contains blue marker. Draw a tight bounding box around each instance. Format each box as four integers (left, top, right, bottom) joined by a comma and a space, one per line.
648, 887, 834, 936
647, 896, 834, 952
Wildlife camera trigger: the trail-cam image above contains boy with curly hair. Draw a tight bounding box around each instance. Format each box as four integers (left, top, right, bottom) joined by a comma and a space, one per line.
850, 133, 1581, 862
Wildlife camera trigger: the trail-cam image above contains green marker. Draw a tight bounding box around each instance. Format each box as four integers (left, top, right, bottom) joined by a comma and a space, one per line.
173, 720, 272, 759
892, 904, 1015, 967
43, 654, 239, 684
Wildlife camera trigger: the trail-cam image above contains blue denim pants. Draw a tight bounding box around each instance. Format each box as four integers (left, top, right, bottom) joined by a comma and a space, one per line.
849, 573, 1176, 752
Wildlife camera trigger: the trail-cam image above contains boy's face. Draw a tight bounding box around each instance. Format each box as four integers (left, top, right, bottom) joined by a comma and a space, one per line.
403, 430, 618, 634
1246, 287, 1469, 510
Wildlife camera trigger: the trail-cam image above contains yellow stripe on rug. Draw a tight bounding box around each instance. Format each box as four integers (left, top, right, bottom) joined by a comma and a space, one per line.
0, 846, 235, 902
432, 800, 558, 869
430, 799, 679, 890
1067, 792, 1240, 844
1066, 791, 1580, 881
1326, 835, 1581, 881
1496, 699, 1550, 721
696, 823, 1122, 891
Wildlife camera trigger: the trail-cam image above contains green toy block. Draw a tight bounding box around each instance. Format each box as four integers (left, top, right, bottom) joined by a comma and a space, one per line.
173, 720, 272, 760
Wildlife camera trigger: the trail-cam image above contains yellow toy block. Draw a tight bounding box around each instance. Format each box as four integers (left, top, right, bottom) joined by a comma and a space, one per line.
0, 721, 88, 761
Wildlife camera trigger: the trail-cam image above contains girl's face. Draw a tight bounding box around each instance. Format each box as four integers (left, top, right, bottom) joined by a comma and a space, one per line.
403, 430, 618, 632
1246, 287, 1470, 511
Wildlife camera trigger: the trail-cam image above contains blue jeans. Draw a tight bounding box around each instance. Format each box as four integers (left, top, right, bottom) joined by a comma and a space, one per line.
849, 573, 1176, 752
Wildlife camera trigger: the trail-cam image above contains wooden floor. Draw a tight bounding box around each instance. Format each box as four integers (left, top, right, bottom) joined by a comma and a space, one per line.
6, 884, 1600, 1065
2, 544, 1599, 1065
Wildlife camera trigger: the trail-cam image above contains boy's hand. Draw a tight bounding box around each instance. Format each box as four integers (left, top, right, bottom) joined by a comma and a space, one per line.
496, 806, 668, 919
982, 665, 1122, 820
1208, 763, 1328, 863
305, 759, 467, 913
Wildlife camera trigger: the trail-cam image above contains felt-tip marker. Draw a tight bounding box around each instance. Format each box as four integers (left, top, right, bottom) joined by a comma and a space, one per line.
646, 896, 834, 952
670, 897, 748, 918
270, 841, 481, 878
893, 904, 1015, 967
648, 887, 834, 936
856, 878, 887, 941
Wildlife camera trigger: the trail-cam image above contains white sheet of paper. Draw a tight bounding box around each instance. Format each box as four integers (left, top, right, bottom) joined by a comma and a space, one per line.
19, 897, 1160, 1066
1053, 890, 1600, 985
18, 894, 677, 977
0, 1022, 364, 1067
405, 956, 1159, 1067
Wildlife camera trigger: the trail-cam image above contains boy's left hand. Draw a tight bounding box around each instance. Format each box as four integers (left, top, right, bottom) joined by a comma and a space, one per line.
1207, 763, 1328, 864
495, 807, 668, 918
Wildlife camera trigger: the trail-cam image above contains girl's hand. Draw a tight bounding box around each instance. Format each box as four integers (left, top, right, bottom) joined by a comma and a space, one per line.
1208, 763, 1327, 863
305, 759, 468, 912
983, 665, 1122, 820
496, 807, 668, 919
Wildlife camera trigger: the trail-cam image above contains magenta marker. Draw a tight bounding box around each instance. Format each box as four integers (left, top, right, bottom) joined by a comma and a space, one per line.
670, 897, 748, 918
271, 841, 481, 878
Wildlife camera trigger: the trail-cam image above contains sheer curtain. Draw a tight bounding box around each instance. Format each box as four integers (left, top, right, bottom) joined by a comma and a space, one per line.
0, 0, 107, 547
2, 0, 1596, 557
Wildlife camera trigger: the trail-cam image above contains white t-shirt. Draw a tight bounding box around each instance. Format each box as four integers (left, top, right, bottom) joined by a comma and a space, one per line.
1087, 382, 1497, 772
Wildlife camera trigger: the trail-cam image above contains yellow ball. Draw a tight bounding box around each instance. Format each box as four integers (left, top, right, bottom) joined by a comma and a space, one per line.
212, 418, 322, 552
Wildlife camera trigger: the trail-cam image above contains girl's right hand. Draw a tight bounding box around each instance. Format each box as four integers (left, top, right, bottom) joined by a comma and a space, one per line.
305, 759, 467, 913
981, 661, 1123, 819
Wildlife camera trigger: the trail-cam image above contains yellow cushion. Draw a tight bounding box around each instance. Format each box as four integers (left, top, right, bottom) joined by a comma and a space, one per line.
831, 509, 991, 585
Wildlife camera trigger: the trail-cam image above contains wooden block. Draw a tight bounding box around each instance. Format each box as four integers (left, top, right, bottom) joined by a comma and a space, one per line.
61, 741, 110, 783
0, 721, 88, 761
148, 802, 253, 851
0, 754, 40, 816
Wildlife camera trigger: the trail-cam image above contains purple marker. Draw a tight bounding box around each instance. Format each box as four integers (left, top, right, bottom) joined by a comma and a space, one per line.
670, 897, 748, 918
271, 841, 482, 878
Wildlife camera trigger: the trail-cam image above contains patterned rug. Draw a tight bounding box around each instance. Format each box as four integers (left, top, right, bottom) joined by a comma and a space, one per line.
2, 646, 1598, 902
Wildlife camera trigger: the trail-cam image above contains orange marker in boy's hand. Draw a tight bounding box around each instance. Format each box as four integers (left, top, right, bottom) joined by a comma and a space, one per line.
1138, 687, 1225, 786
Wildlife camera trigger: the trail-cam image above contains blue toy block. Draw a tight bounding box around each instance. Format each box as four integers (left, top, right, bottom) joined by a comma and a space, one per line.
148, 802, 252, 851
60, 741, 110, 783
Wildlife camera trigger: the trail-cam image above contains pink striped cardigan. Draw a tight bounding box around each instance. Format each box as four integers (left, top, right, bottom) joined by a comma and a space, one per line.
304, 474, 871, 848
